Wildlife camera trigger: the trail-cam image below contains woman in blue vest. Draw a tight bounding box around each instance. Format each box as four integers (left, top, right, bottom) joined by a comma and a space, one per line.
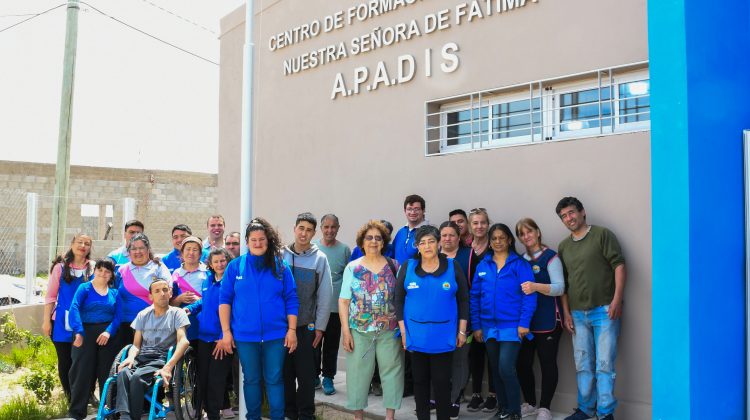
185, 247, 233, 420
67, 259, 120, 420
42, 233, 94, 400
395, 225, 469, 420
470, 223, 537, 420
514, 218, 565, 420
217, 218, 299, 420
113, 232, 172, 345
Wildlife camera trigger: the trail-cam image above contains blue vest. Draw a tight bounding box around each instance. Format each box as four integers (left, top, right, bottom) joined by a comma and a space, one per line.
52, 266, 90, 342
403, 258, 458, 353
529, 248, 561, 332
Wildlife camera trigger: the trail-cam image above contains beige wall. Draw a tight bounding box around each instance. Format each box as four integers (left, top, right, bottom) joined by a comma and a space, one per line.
219, 0, 651, 417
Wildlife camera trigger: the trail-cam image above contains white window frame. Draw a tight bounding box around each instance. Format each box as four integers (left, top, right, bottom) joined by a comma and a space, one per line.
551, 69, 650, 140
439, 90, 544, 153
427, 64, 651, 157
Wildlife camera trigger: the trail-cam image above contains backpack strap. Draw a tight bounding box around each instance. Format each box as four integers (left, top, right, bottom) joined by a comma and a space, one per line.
385, 256, 399, 278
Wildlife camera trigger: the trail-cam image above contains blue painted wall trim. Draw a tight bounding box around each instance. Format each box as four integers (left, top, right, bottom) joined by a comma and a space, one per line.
649, 0, 749, 419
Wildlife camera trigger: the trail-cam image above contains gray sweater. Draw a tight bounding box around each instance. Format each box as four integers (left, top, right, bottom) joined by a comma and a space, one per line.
282, 243, 332, 331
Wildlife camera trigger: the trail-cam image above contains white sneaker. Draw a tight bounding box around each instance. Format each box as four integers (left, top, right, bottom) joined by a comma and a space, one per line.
222, 408, 236, 418
520, 403, 537, 417
536, 407, 552, 420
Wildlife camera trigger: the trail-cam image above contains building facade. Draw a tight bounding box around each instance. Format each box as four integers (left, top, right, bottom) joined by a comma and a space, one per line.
218, 0, 652, 417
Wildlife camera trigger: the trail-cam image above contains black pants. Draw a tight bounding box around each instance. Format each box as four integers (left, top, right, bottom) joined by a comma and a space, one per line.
411, 351, 453, 420
53, 340, 73, 400
284, 327, 316, 420
119, 322, 135, 346
314, 314, 341, 378
517, 326, 562, 409
68, 323, 120, 419
469, 340, 496, 394
198, 340, 233, 420
115, 354, 165, 420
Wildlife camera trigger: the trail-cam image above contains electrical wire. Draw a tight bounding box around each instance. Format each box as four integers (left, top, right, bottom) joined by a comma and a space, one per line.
136, 0, 216, 35
80, 1, 218, 66
0, 3, 66, 34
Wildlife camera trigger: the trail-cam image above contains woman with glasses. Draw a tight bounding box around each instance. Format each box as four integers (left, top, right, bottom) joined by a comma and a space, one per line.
514, 218, 565, 420
466, 208, 499, 413
114, 232, 172, 345
339, 220, 402, 420
470, 223, 537, 420
395, 225, 469, 420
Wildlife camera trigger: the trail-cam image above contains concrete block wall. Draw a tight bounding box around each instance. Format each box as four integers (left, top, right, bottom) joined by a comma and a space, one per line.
0, 161, 218, 274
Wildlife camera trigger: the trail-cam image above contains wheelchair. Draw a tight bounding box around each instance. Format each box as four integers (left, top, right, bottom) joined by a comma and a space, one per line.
97, 344, 200, 420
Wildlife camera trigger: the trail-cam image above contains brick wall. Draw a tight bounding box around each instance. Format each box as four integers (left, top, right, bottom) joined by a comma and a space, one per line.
0, 160, 218, 275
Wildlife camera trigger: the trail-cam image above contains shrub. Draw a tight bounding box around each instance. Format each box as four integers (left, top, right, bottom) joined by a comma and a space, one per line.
22, 366, 56, 403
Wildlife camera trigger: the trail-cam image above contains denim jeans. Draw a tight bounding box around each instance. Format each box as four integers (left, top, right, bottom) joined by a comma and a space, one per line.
571, 305, 620, 417
484, 339, 522, 415
236, 339, 286, 420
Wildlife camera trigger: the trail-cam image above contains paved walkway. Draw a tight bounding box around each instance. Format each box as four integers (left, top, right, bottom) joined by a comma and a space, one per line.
315, 371, 568, 420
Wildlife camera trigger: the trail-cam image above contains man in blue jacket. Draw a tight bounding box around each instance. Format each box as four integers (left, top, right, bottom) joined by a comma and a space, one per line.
392, 194, 428, 264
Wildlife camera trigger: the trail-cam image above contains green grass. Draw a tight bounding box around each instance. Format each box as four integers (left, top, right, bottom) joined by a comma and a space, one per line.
0, 393, 67, 420
0, 338, 56, 370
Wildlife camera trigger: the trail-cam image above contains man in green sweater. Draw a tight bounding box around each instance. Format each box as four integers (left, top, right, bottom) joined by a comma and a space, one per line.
556, 197, 626, 420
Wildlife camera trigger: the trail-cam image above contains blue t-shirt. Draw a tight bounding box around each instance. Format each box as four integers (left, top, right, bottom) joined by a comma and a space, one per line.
68, 282, 122, 337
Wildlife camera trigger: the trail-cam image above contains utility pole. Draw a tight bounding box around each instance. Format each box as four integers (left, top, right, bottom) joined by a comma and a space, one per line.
49, 0, 80, 262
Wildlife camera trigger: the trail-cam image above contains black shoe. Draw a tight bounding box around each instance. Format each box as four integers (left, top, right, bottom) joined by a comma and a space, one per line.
564, 408, 596, 420
370, 382, 383, 396
467, 393, 484, 412
449, 403, 460, 420
482, 394, 498, 412
599, 414, 614, 420
492, 408, 510, 419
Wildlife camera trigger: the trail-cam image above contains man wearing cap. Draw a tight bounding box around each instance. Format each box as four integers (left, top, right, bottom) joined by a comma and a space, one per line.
282, 212, 332, 420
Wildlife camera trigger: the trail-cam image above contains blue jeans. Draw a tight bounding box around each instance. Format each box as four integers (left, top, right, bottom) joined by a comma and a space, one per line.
571, 306, 620, 417
236, 339, 286, 420
484, 339, 522, 415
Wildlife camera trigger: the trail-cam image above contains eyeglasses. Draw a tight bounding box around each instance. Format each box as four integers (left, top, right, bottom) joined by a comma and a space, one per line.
364, 235, 383, 242
225, 241, 240, 246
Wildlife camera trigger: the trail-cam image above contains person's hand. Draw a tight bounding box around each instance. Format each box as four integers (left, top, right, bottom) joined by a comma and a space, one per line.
608, 298, 623, 320
473, 330, 484, 343
96, 331, 110, 346
521, 281, 536, 295
342, 331, 354, 352
400, 332, 407, 350
42, 320, 52, 337
73, 334, 83, 347
217, 331, 235, 356
118, 358, 134, 372
312, 330, 323, 348
155, 365, 172, 388
175, 292, 198, 305
284, 328, 297, 353
563, 312, 575, 334
212, 340, 230, 360
456, 332, 466, 348
518, 326, 530, 340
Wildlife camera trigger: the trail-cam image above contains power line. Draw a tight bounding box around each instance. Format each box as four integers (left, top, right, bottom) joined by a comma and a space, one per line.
137, 0, 217, 35
79, 1, 218, 66
0, 3, 66, 34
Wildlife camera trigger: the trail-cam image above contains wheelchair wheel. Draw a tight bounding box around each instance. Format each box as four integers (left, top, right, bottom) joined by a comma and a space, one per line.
101, 345, 131, 418
173, 346, 200, 420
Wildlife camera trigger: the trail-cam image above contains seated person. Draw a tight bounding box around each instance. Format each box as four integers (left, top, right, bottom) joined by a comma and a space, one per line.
115, 278, 190, 420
